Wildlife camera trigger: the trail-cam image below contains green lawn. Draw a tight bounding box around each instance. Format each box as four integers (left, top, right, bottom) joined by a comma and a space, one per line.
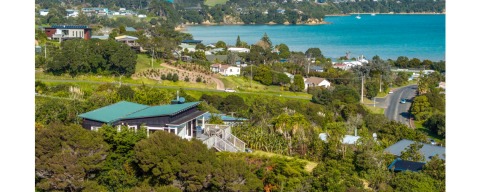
220, 76, 312, 100
136, 54, 165, 72
204, 0, 228, 7
364, 105, 385, 114
414, 121, 443, 141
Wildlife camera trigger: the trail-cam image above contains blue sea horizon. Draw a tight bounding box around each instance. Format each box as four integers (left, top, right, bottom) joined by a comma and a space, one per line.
185, 14, 445, 62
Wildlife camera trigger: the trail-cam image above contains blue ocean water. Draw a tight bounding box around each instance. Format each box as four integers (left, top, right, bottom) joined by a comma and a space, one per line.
185, 14, 445, 61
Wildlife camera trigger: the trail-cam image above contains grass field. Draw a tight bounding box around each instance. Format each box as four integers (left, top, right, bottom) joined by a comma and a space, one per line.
251, 150, 318, 173
220, 76, 312, 100
204, 0, 228, 7
364, 105, 385, 114
135, 54, 165, 72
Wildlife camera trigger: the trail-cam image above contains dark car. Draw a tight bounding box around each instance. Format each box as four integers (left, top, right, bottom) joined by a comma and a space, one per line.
400, 98, 406, 104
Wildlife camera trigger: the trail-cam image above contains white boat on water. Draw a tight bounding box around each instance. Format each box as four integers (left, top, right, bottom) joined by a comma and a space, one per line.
356, 15, 361, 19
371, 13, 376, 16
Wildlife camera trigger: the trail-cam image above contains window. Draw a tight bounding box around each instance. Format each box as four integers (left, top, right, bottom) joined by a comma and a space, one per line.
91, 126, 101, 131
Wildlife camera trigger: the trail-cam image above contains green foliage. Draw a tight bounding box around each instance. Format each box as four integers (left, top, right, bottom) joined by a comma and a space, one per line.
305, 48, 324, 59
311, 87, 332, 106
134, 85, 173, 105
253, 65, 273, 85
215, 40, 227, 48
117, 85, 135, 100
400, 142, 425, 162
235, 35, 242, 47
423, 113, 445, 138
411, 95, 432, 121
97, 125, 147, 191
261, 33, 272, 49
211, 153, 263, 191
332, 85, 360, 104
277, 43, 290, 59
35, 124, 109, 191
209, 114, 224, 124
47, 39, 137, 77
365, 81, 380, 99
290, 75, 305, 92
422, 155, 445, 191
172, 73, 179, 82
220, 94, 247, 114
394, 71, 410, 86
390, 171, 437, 192
134, 131, 217, 190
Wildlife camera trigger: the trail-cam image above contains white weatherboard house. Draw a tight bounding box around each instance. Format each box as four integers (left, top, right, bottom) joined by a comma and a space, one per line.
211, 64, 240, 76
228, 47, 250, 53
304, 77, 331, 90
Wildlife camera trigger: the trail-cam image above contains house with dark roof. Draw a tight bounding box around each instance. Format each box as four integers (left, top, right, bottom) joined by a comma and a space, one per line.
182, 39, 202, 44
388, 158, 426, 172
384, 139, 445, 162
79, 101, 205, 139
44, 25, 92, 40
78, 100, 246, 152
309, 65, 324, 72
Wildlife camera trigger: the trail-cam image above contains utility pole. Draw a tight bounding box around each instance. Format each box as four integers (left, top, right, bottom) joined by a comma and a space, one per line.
250, 64, 252, 88
151, 49, 154, 68
379, 74, 382, 92
361, 74, 364, 103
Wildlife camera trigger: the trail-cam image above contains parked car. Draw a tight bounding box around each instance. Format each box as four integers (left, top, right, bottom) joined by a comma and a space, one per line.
225, 88, 236, 93
389, 90, 394, 94
400, 98, 406, 104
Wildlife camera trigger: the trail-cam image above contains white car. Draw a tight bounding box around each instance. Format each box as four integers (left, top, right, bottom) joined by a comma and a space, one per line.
224, 88, 236, 93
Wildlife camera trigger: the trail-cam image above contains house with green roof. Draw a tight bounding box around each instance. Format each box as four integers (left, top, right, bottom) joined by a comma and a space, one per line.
79, 100, 248, 152
79, 101, 207, 140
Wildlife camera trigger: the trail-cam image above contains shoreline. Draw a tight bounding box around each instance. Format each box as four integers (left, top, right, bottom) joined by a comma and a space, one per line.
176, 12, 444, 30
176, 21, 331, 31
326, 12, 445, 16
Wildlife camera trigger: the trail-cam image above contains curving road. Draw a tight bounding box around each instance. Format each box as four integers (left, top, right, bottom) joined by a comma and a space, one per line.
384, 85, 418, 126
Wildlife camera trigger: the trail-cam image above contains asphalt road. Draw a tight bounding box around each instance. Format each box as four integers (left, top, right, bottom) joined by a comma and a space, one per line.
384, 85, 418, 126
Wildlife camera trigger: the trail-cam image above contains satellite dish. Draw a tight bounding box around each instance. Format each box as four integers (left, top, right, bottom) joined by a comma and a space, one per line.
179, 97, 185, 103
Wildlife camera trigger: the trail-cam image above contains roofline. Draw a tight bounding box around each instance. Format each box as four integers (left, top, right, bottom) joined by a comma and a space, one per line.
166, 111, 208, 126
117, 102, 200, 120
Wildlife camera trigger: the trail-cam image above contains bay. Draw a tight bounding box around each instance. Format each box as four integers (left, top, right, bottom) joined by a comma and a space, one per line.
185, 14, 445, 61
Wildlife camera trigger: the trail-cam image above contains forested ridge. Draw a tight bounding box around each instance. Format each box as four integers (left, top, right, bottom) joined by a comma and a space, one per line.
35, 0, 445, 27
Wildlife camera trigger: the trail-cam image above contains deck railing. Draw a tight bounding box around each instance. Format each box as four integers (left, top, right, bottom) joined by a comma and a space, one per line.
224, 132, 245, 152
